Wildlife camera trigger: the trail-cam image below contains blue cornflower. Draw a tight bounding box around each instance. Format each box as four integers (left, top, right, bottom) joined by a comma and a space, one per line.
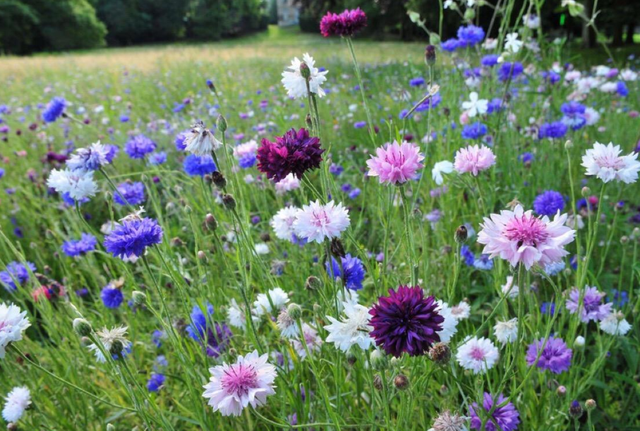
481, 54, 499, 67
497, 62, 524, 82
104, 217, 163, 260
538, 121, 567, 139
237, 153, 257, 169
148, 152, 167, 166
120, 115, 129, 123
62, 192, 89, 207
154, 355, 169, 370
61, 233, 97, 257
544, 261, 566, 276
616, 81, 628, 97
473, 254, 494, 270
114, 182, 146, 206
0, 168, 4, 179
415, 93, 442, 112
441, 39, 460, 52
609, 289, 628, 307
460, 245, 476, 266
125, 135, 157, 159
0, 261, 36, 291
457, 24, 485, 46
42, 97, 67, 123
487, 98, 504, 114
183, 154, 217, 177
348, 188, 361, 199
105, 145, 119, 163
175, 129, 189, 151
409, 77, 425, 87
354, 121, 367, 129
541, 71, 561, 84
325, 254, 366, 290
519, 152, 534, 164
461, 122, 488, 140
147, 373, 165, 392
533, 190, 565, 216
101, 285, 124, 309
152, 330, 166, 348
329, 163, 344, 176
560, 102, 587, 130
66, 143, 111, 171
541, 302, 556, 316
186, 304, 232, 357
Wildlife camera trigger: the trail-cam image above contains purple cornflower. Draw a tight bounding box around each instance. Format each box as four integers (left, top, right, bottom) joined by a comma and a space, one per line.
0, 261, 36, 291
186, 303, 232, 357
257, 128, 324, 182
481, 54, 499, 67
325, 254, 366, 290
457, 24, 485, 46
538, 121, 567, 139
175, 129, 189, 151
566, 286, 612, 322
125, 135, 157, 159
541, 70, 561, 84
320, 8, 367, 37
617, 81, 629, 97
183, 154, 217, 177
441, 39, 460, 52
329, 163, 344, 176
497, 62, 524, 82
470, 393, 520, 431
409, 77, 425, 87
486, 98, 504, 114
147, 373, 166, 392
526, 336, 572, 374
105, 145, 119, 163
461, 122, 488, 140
42, 97, 67, 123
61, 233, 97, 257
560, 101, 587, 130
104, 218, 163, 261
533, 190, 565, 216
114, 182, 146, 206
369, 285, 444, 357
101, 285, 124, 309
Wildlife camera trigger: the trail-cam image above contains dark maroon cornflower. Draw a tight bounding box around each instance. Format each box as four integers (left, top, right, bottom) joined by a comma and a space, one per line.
369, 285, 444, 357
320, 8, 367, 38
257, 128, 324, 182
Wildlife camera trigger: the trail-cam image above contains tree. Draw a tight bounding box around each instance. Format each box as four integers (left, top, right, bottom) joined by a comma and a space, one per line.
0, 0, 40, 55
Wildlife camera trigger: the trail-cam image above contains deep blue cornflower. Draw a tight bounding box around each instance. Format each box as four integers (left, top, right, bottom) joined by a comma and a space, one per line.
325, 253, 366, 290
329, 163, 344, 176
42, 97, 67, 123
441, 38, 460, 52
541, 70, 561, 84
183, 154, 217, 177
120, 115, 129, 123
399, 109, 410, 119
172, 103, 186, 113
487, 98, 504, 114
533, 190, 565, 216
0, 168, 4, 179
460, 245, 476, 266
104, 217, 163, 261
101, 285, 124, 309
105, 145, 119, 163
409, 77, 425, 87
497, 62, 524, 82
519, 152, 534, 164
538, 121, 568, 139
186, 303, 232, 357
609, 289, 629, 307
114, 182, 146, 206
147, 373, 166, 392
341, 183, 352, 193
616, 81, 629, 97
560, 101, 587, 130
540, 302, 556, 315
348, 188, 361, 199
237, 153, 257, 169
148, 151, 167, 166
61, 233, 97, 257
464, 68, 481, 79
354, 121, 367, 129
461, 122, 488, 140
0, 261, 36, 291
125, 135, 157, 159
415, 93, 442, 112
175, 129, 189, 151
481, 54, 499, 67
457, 24, 485, 46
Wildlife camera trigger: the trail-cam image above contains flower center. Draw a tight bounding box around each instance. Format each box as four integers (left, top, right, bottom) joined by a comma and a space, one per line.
221, 364, 258, 396
311, 210, 329, 228
594, 154, 625, 170
504, 215, 549, 248
470, 346, 486, 361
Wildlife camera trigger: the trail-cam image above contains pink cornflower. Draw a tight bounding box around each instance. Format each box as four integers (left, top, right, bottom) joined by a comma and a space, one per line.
477, 205, 575, 270
202, 350, 277, 417
293, 200, 350, 243
454, 144, 496, 176
366, 140, 424, 185
320, 8, 367, 37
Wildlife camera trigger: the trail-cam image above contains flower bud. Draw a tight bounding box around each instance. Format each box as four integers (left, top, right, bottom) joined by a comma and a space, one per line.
439, 385, 449, 395
557, 385, 567, 397
300, 62, 311, 80
287, 303, 302, 320
197, 250, 207, 260
222, 194, 236, 210
110, 339, 125, 357
206, 79, 216, 93
131, 291, 147, 306
73, 318, 92, 337
574, 335, 585, 347
581, 186, 590, 197
464, 8, 475, 20
569, 401, 583, 419
425, 45, 436, 66
585, 399, 596, 411
428, 342, 451, 365
373, 374, 383, 390
211, 171, 227, 189
330, 238, 346, 259
564, 140, 573, 149
305, 276, 321, 291
217, 114, 227, 132
203, 213, 218, 231
346, 350, 357, 366
306, 114, 313, 129
370, 349, 388, 370
394, 374, 409, 390
106, 425, 116, 431
454, 225, 468, 244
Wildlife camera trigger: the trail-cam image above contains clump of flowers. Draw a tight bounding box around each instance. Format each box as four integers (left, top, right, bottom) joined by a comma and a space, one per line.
186, 304, 232, 357
366, 140, 424, 185
369, 286, 444, 357
257, 128, 324, 182
581, 142, 640, 184
526, 336, 572, 374
320, 8, 367, 37
454, 144, 496, 176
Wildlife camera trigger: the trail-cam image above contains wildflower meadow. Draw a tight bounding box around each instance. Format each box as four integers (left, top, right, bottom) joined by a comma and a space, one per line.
1, 3, 640, 431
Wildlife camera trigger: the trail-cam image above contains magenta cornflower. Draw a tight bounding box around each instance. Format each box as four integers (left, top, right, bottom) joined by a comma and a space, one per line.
366, 140, 424, 185
477, 205, 575, 270
526, 336, 572, 374
566, 286, 612, 323
257, 128, 324, 183
369, 286, 444, 357
454, 144, 496, 176
320, 8, 367, 38
470, 393, 520, 431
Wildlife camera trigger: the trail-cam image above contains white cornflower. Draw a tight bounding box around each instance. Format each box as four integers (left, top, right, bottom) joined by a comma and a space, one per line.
456, 336, 499, 374
501, 276, 519, 298
184, 121, 222, 156
253, 287, 290, 317
88, 326, 130, 363
227, 298, 257, 330
270, 206, 299, 242
582, 142, 640, 184
461, 92, 488, 118
599, 311, 631, 336
504, 33, 523, 53
493, 318, 518, 344
274, 173, 300, 195
254, 243, 269, 255
2, 386, 31, 423
0, 303, 31, 359
523, 14, 540, 29
432, 160, 454, 185
276, 309, 299, 339
620, 69, 638, 81
324, 301, 374, 352
291, 323, 323, 358
482, 38, 498, 50
584, 107, 600, 126
66, 141, 110, 171
47, 168, 98, 201
429, 410, 469, 431
281, 53, 328, 99
293, 200, 350, 243
435, 301, 459, 343
450, 301, 471, 320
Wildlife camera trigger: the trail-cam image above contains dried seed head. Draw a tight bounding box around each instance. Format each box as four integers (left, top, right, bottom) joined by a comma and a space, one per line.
428, 342, 451, 365
394, 374, 409, 390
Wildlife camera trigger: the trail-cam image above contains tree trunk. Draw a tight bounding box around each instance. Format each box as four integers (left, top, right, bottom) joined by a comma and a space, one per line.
612, 24, 624, 46
625, 23, 636, 44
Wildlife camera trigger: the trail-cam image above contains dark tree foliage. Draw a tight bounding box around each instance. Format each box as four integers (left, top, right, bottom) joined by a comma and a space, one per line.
0, 1, 40, 55
188, 0, 268, 40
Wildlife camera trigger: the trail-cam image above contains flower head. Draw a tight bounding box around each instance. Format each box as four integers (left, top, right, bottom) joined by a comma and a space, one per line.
101, 284, 124, 309
253, 287, 290, 317
366, 140, 424, 185
457, 25, 485, 46
504, 33, 523, 53
454, 144, 495, 175
324, 299, 373, 352
0, 262, 35, 291
184, 121, 222, 156
369, 286, 443, 357
114, 182, 146, 206
42, 97, 66, 122
104, 217, 163, 261
88, 326, 130, 362
270, 206, 300, 242
533, 190, 565, 216
581, 142, 640, 184
125, 135, 156, 159
462, 92, 488, 117
183, 154, 217, 177
66, 142, 110, 171
456, 337, 499, 374
0, 303, 30, 358
430, 410, 469, 431
293, 200, 350, 243
257, 128, 324, 182
326, 254, 366, 290
432, 160, 454, 185
320, 8, 367, 37
538, 121, 568, 139
61, 233, 97, 257
461, 122, 488, 140
497, 62, 524, 82
281, 53, 328, 99
526, 336, 572, 374
478, 205, 575, 270
202, 350, 277, 416
599, 310, 631, 336
47, 168, 98, 201
469, 393, 520, 431
566, 286, 612, 323
2, 386, 31, 423
494, 318, 518, 344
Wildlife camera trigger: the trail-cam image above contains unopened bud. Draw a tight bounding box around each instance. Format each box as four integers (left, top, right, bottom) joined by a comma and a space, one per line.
222, 194, 236, 210
464, 8, 475, 20
106, 424, 116, 431
569, 400, 583, 419
425, 45, 436, 66
287, 303, 302, 320
370, 349, 388, 370
211, 172, 227, 189
564, 140, 573, 149
581, 186, 590, 197
110, 339, 125, 357
428, 342, 451, 365
206, 79, 216, 93
305, 276, 321, 291
620, 236, 629, 244
131, 291, 147, 306
454, 225, 468, 244
373, 374, 383, 390
217, 115, 227, 132
440, 385, 449, 395
394, 374, 409, 390
197, 250, 207, 260
170, 237, 184, 247
557, 385, 567, 397
574, 335, 585, 347
330, 238, 346, 259
585, 399, 596, 411
300, 62, 311, 80
73, 318, 92, 336
306, 114, 313, 129
203, 213, 218, 231
346, 350, 357, 366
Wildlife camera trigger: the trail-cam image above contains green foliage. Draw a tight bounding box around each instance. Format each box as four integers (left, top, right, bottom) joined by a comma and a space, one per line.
0, 0, 40, 55
188, 0, 268, 40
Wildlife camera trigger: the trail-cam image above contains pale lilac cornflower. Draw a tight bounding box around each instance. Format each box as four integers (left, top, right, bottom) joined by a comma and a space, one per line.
274, 173, 300, 195
566, 286, 612, 323
0, 303, 30, 359
291, 323, 323, 358
599, 311, 631, 336
454, 145, 496, 176
270, 206, 299, 242
581, 142, 640, 184
366, 140, 424, 185
293, 200, 350, 243
477, 205, 576, 270
202, 350, 277, 417
456, 337, 499, 374
2, 386, 31, 423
